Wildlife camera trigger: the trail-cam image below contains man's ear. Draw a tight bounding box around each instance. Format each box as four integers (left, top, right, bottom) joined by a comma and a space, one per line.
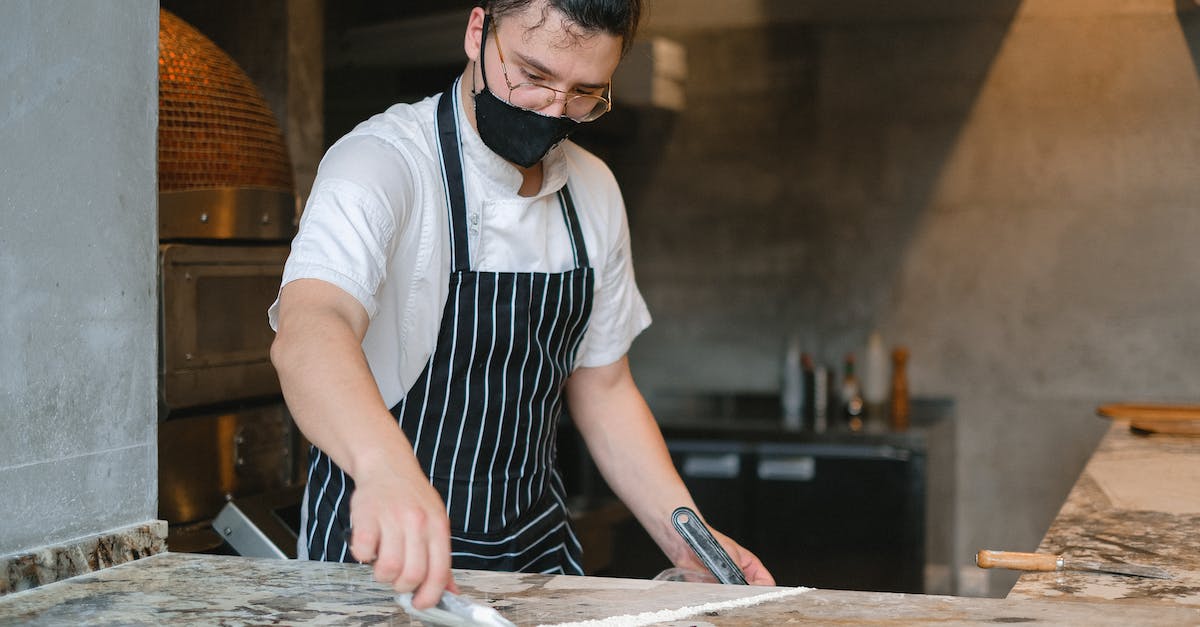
464, 7, 487, 62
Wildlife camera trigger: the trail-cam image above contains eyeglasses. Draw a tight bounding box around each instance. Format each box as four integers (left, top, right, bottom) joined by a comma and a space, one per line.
490, 21, 612, 123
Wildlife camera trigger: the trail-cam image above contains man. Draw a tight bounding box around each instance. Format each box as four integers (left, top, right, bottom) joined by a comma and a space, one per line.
269, 0, 774, 610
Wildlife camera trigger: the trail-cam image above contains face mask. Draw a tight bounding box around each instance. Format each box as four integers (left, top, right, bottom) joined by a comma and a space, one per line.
473, 16, 579, 168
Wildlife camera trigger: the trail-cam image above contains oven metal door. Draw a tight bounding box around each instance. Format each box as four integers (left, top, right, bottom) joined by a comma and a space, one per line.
158, 402, 296, 525
160, 243, 289, 411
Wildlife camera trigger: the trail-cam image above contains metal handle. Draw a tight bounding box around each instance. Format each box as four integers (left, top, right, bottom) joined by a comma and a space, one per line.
671, 507, 747, 585
682, 453, 740, 479
757, 456, 815, 481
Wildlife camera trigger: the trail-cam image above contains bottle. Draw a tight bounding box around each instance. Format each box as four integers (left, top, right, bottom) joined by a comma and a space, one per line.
863, 331, 889, 420
801, 353, 816, 431
812, 363, 829, 433
840, 354, 865, 431
890, 346, 910, 431
780, 335, 803, 431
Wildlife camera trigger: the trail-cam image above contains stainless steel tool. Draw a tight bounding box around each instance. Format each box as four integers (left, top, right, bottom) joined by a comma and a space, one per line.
671, 506, 748, 585
395, 591, 516, 627
350, 527, 515, 626
976, 550, 1171, 579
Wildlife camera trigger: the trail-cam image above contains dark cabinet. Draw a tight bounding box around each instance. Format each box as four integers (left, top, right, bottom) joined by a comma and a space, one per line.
746, 443, 924, 591
563, 398, 954, 594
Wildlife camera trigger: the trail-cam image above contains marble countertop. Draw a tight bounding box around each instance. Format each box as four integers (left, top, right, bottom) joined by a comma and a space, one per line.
4, 414, 1199, 624
1008, 420, 1200, 606
2, 552, 1198, 625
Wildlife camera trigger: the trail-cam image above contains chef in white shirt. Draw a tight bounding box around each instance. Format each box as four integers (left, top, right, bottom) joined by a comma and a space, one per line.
269, 0, 774, 609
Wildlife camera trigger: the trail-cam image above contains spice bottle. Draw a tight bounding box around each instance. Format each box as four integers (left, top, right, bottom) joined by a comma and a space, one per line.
840, 354, 865, 431
890, 347, 910, 431
863, 331, 889, 420
801, 353, 816, 431
780, 335, 803, 431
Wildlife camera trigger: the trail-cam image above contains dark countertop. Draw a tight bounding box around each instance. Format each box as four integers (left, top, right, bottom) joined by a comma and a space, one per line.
654, 397, 954, 453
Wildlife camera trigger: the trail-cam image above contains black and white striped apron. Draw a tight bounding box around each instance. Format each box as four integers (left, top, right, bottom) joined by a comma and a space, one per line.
301, 81, 594, 576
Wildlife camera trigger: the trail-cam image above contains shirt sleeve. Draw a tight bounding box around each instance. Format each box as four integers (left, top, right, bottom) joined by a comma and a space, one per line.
574, 182, 652, 368
268, 136, 413, 329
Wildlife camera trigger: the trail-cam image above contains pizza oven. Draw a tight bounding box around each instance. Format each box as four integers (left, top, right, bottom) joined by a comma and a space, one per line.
155, 9, 303, 554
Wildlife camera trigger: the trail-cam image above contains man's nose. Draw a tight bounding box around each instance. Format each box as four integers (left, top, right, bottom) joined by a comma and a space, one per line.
536, 96, 568, 118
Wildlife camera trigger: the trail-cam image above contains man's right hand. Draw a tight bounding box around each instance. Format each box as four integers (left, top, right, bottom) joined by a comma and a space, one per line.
347, 455, 458, 609
272, 279, 457, 608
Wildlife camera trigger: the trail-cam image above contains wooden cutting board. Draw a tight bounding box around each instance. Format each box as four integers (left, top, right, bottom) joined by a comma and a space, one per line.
1096, 403, 1200, 436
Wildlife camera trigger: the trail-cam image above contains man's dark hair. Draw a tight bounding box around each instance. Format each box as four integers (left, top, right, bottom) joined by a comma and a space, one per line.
477, 0, 642, 56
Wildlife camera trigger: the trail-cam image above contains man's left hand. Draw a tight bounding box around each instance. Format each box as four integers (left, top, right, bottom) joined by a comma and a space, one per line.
674, 526, 776, 586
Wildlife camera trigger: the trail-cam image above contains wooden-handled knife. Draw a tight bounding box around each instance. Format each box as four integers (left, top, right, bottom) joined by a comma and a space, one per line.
976, 550, 1171, 579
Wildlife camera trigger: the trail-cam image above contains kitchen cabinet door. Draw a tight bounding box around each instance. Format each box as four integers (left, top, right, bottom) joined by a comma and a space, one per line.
748, 443, 925, 591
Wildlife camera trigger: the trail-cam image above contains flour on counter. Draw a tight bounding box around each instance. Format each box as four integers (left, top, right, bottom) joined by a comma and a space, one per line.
538, 587, 813, 627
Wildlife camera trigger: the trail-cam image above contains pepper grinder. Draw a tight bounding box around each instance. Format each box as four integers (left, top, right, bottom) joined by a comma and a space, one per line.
890, 346, 910, 431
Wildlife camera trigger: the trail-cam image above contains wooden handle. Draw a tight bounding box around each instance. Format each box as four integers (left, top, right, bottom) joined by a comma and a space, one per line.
976, 550, 1060, 571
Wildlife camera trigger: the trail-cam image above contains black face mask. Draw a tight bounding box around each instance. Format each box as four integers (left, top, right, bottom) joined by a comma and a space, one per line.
474, 16, 579, 168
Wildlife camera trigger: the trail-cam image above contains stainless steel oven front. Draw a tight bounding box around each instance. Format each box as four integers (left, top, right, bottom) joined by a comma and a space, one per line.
159, 242, 289, 411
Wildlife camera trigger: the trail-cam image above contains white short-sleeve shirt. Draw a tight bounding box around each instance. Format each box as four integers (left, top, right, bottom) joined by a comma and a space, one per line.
268, 85, 651, 408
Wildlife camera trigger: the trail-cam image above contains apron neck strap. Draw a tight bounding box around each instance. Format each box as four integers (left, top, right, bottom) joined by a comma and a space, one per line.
556, 185, 589, 268
437, 80, 591, 271
436, 81, 472, 272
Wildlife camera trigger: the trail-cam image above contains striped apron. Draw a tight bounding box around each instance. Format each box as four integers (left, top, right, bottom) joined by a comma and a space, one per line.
300, 82, 594, 576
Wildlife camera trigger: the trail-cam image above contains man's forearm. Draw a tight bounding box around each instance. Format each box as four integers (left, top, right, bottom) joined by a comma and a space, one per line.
271, 282, 418, 480
566, 360, 698, 566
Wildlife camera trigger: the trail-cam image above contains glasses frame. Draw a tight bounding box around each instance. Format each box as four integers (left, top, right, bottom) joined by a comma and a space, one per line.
489, 20, 613, 123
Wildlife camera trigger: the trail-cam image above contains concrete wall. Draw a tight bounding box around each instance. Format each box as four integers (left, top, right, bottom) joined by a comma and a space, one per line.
0, 1, 159, 555
609, 0, 1200, 596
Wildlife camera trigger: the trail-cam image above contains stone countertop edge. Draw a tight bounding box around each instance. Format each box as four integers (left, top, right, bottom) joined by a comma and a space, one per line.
1007, 421, 1200, 606
0, 520, 167, 596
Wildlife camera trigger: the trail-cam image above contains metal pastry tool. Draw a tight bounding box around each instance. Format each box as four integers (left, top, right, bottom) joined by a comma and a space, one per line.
671, 506, 748, 585
976, 550, 1171, 579
395, 591, 516, 627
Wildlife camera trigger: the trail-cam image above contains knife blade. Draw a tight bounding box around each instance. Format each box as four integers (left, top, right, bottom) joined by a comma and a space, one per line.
976, 550, 1171, 579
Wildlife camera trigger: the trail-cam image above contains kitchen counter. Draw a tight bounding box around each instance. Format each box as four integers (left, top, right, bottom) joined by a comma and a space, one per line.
1008, 420, 1200, 606
2, 551, 1198, 625
4, 413, 1198, 624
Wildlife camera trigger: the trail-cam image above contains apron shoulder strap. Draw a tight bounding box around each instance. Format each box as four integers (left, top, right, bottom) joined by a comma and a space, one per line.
557, 184, 590, 268
436, 83, 472, 273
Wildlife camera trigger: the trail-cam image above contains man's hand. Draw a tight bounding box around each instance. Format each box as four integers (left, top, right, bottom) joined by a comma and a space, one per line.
565, 360, 775, 587
672, 525, 776, 586
272, 280, 458, 609
347, 455, 459, 609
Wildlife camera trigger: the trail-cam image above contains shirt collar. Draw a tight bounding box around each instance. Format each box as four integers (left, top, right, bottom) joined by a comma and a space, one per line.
454, 78, 569, 200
